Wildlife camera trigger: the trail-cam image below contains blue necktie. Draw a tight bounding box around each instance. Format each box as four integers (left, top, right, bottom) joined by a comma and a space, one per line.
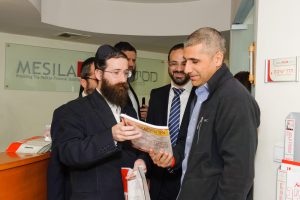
169, 88, 184, 146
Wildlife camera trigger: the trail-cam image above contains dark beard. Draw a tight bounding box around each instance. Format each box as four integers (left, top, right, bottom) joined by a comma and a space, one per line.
169, 70, 190, 86
127, 69, 136, 82
101, 78, 129, 108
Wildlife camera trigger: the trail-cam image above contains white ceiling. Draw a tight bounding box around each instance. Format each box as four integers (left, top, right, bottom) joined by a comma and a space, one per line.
110, 0, 198, 3
0, 0, 231, 53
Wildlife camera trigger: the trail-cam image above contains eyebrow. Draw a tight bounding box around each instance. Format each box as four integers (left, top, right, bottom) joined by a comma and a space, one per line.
185, 57, 199, 61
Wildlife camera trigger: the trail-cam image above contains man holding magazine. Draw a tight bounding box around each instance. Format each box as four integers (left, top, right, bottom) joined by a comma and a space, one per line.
149, 27, 260, 200
56, 45, 143, 200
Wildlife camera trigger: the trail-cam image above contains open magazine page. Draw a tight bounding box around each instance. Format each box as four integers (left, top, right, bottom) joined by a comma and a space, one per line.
120, 114, 173, 155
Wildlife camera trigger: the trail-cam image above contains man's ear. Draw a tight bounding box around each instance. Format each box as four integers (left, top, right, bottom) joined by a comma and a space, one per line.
214, 51, 224, 67
95, 69, 102, 81
80, 78, 87, 88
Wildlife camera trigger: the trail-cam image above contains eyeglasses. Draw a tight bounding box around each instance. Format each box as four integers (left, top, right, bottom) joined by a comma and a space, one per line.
168, 61, 186, 67
103, 70, 132, 78
84, 77, 98, 81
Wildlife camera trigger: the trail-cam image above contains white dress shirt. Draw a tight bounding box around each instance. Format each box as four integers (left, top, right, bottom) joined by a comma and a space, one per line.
167, 81, 193, 127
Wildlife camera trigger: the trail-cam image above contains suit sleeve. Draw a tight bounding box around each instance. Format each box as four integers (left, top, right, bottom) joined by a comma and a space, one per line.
57, 106, 120, 169
213, 94, 260, 199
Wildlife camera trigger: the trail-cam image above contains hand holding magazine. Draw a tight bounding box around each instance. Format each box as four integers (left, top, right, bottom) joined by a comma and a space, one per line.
120, 114, 173, 155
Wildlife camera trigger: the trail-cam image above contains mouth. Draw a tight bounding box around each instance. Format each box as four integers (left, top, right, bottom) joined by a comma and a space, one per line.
189, 74, 198, 80
173, 72, 186, 78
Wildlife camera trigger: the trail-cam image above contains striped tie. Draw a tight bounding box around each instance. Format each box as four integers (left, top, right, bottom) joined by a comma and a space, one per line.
169, 88, 184, 146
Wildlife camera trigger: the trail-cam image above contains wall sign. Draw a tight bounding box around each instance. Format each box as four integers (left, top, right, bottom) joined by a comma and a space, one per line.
4, 43, 170, 99
265, 56, 299, 82
132, 57, 170, 103
5, 43, 94, 92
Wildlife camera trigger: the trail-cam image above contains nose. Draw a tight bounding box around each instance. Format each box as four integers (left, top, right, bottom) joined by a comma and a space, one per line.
184, 60, 192, 74
175, 64, 184, 72
119, 73, 127, 83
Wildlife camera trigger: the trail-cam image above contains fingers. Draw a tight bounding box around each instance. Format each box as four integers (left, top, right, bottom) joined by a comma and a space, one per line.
149, 149, 172, 168
126, 171, 136, 180
133, 159, 147, 173
112, 123, 142, 142
126, 159, 147, 180
140, 106, 148, 120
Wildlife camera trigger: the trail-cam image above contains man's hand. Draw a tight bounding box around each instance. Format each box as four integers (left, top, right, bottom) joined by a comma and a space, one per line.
149, 149, 173, 168
126, 159, 147, 180
140, 105, 148, 121
112, 122, 141, 142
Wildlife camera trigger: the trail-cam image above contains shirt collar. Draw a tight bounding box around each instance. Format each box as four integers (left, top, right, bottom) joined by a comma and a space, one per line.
195, 83, 209, 102
171, 80, 193, 94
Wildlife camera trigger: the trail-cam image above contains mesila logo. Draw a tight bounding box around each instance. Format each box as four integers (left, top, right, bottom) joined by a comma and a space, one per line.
16, 60, 77, 77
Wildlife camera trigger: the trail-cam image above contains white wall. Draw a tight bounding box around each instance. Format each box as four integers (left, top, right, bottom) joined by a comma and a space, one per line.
254, 0, 300, 199
0, 32, 166, 151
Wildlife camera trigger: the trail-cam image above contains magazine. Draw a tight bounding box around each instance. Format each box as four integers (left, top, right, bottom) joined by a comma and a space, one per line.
6, 136, 51, 154
120, 113, 173, 155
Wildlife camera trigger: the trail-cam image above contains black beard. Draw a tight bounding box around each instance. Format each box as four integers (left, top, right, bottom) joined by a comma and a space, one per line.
169, 70, 190, 86
101, 78, 129, 108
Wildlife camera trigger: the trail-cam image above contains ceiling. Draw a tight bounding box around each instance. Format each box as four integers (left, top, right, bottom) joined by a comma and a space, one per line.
0, 0, 231, 53
110, 0, 198, 3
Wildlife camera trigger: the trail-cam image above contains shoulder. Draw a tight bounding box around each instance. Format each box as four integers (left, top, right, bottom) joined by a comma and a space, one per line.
216, 78, 259, 112
150, 84, 171, 96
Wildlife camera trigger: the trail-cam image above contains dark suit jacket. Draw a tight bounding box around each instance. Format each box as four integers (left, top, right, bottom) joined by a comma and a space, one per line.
48, 99, 77, 200
128, 83, 141, 119
146, 84, 195, 200
55, 91, 139, 200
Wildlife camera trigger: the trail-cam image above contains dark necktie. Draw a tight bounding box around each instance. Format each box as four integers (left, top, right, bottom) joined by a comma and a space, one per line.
168, 88, 184, 146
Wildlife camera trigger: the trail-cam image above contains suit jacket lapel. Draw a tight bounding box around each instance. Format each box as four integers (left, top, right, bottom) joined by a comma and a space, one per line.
87, 91, 117, 129
161, 84, 171, 125
181, 87, 196, 130
128, 83, 141, 119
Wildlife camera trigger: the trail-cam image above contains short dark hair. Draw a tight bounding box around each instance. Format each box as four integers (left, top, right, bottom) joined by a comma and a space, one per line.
95, 51, 127, 70
80, 57, 95, 79
114, 41, 136, 53
168, 43, 184, 61
234, 71, 251, 92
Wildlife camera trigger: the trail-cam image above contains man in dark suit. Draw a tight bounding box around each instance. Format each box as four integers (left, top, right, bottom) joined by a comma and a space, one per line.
145, 43, 195, 200
114, 41, 148, 121
47, 57, 98, 200
55, 45, 142, 200
79, 57, 98, 97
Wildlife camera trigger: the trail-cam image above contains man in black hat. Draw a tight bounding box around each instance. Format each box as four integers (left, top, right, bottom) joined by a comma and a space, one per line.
56, 45, 142, 200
